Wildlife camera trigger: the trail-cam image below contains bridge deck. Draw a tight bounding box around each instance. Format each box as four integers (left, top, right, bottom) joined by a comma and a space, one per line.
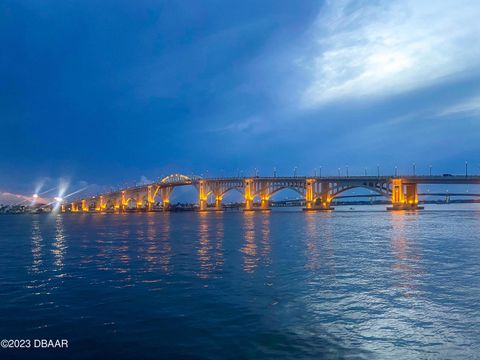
67, 175, 480, 206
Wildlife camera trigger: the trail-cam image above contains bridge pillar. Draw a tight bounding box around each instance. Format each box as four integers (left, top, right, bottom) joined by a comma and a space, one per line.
260, 195, 270, 210
81, 200, 88, 212
303, 180, 333, 211
215, 195, 223, 211
99, 196, 106, 212
114, 199, 121, 212
136, 197, 143, 210
162, 199, 170, 210
158, 188, 171, 210
244, 179, 254, 211
304, 179, 315, 209
199, 181, 208, 211
388, 179, 422, 210
147, 185, 154, 211
121, 191, 127, 212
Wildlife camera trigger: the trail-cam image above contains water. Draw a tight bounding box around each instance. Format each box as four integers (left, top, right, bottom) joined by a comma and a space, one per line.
1, 205, 480, 359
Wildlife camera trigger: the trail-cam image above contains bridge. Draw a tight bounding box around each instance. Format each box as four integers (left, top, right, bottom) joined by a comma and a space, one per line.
63, 174, 480, 213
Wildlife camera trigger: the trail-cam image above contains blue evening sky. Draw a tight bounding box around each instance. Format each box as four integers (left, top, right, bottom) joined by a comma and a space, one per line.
1, 0, 480, 201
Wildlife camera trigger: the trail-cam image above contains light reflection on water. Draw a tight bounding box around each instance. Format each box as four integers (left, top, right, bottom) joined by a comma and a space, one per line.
30, 218, 43, 274
142, 215, 159, 273
260, 214, 271, 266
197, 212, 225, 279
390, 212, 423, 298
1, 207, 479, 358
197, 212, 213, 279
214, 214, 224, 271
241, 212, 258, 273
304, 212, 334, 272
52, 214, 66, 274
158, 213, 172, 275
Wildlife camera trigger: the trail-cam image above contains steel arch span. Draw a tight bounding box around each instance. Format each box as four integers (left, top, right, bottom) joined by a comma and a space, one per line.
160, 174, 193, 184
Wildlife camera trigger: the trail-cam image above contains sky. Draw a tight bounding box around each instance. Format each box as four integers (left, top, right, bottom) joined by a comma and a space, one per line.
1, 0, 480, 202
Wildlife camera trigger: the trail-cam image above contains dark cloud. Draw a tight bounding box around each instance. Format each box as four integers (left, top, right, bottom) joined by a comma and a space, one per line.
0, 0, 479, 197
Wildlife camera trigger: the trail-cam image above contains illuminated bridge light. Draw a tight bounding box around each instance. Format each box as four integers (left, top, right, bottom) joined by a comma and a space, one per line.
63, 173, 480, 214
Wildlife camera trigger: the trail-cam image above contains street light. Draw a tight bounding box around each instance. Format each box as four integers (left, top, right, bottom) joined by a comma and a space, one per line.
465, 161, 468, 176
429, 164, 432, 176
394, 166, 398, 177
413, 162, 416, 176
377, 164, 380, 177
293, 166, 297, 177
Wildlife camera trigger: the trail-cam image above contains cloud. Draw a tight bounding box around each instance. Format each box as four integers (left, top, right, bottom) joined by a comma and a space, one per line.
437, 95, 480, 117
209, 116, 268, 135
300, 0, 480, 107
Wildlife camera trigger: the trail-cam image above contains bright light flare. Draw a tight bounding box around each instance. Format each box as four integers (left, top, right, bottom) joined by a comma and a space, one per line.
39, 187, 57, 196
54, 196, 64, 203
58, 180, 69, 198
63, 186, 89, 200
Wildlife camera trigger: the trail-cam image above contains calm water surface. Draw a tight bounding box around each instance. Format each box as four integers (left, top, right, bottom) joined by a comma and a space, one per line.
1, 205, 480, 359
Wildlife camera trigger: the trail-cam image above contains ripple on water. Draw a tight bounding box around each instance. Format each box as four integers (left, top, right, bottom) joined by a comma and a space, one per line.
0, 208, 479, 358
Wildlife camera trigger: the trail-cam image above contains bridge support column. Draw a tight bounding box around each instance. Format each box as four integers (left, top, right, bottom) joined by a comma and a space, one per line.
244, 179, 254, 211
388, 179, 423, 210
99, 196, 106, 212
304, 179, 315, 210
121, 191, 128, 212
114, 199, 121, 212
198, 181, 208, 211
260, 196, 270, 210
162, 200, 169, 210
214, 196, 223, 211
81, 200, 88, 212
147, 185, 154, 211
303, 180, 333, 211
159, 188, 171, 211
